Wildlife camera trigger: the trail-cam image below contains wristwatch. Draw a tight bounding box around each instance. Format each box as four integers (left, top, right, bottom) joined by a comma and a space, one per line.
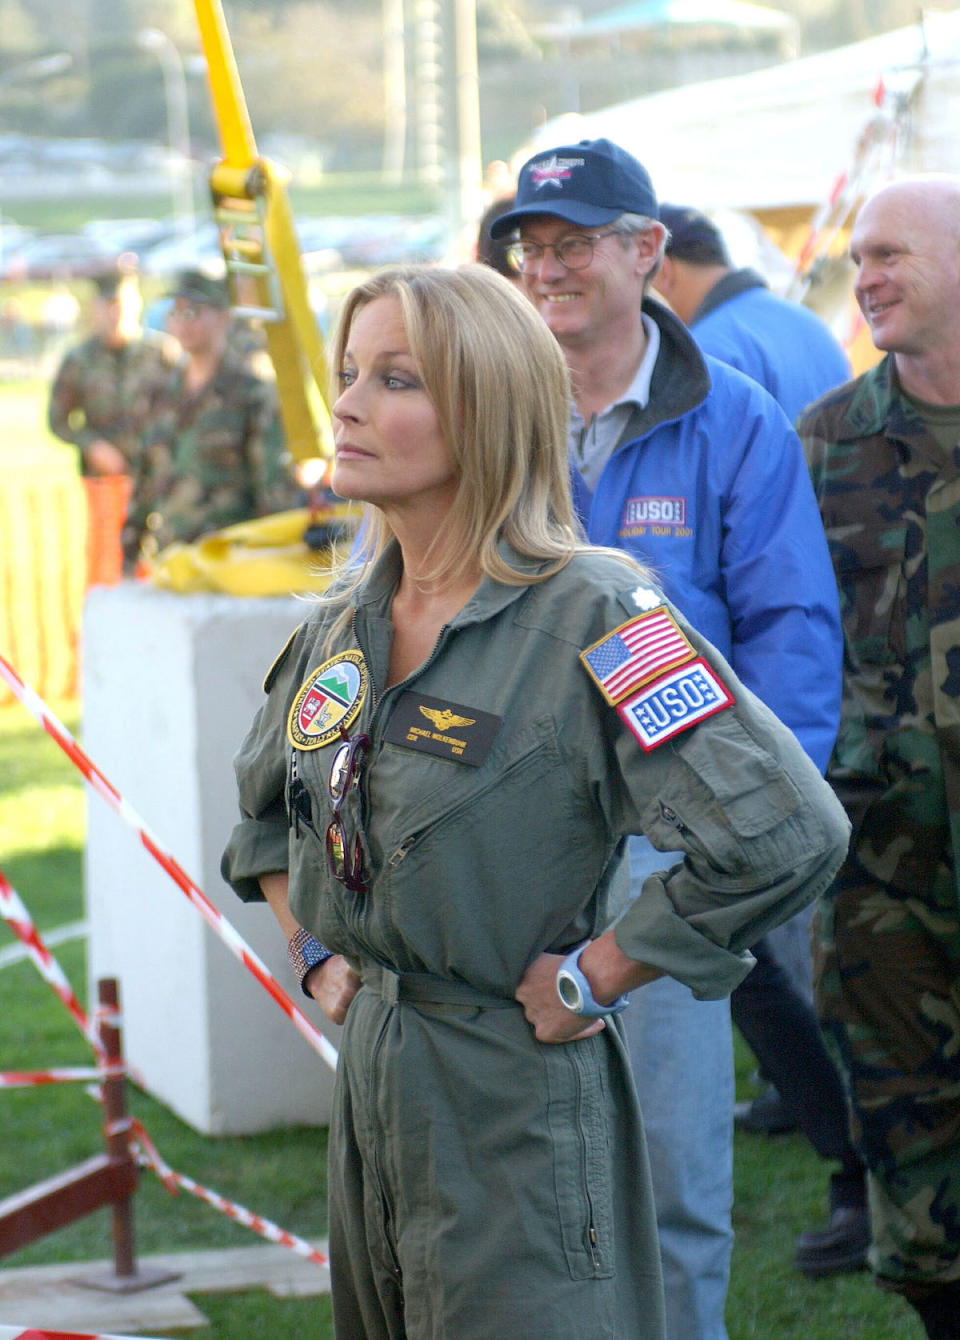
556, 945, 629, 1018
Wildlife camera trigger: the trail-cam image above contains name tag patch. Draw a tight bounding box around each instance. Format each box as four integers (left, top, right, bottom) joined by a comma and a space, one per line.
581, 609, 695, 705
287, 650, 368, 750
618, 658, 734, 751
384, 692, 502, 766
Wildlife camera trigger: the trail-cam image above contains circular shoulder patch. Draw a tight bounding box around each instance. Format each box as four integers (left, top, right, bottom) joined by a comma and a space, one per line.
286, 650, 368, 750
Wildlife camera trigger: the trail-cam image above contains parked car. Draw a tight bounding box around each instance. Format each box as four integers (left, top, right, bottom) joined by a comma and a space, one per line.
0, 231, 116, 281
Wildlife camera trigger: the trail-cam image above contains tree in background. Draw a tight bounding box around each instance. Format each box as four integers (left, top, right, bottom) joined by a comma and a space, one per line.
0, 0, 942, 169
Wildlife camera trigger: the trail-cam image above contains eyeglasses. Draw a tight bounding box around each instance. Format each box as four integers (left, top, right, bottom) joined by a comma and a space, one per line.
325, 728, 370, 894
169, 302, 209, 322
506, 230, 619, 273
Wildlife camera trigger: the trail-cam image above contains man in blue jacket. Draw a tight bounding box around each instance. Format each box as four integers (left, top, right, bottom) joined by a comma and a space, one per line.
491, 139, 843, 1340
653, 202, 851, 424
653, 201, 868, 1277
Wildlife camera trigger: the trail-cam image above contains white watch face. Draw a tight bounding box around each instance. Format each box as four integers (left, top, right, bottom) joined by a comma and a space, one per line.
557, 971, 582, 1011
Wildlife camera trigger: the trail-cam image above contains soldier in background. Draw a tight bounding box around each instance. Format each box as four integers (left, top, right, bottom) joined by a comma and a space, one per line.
798, 176, 960, 1340
121, 269, 298, 573
48, 266, 178, 477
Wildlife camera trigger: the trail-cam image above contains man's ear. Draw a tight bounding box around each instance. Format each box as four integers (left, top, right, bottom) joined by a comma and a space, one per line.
651, 252, 675, 301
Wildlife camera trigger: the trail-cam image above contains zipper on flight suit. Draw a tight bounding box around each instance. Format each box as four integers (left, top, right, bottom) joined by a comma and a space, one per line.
580, 1086, 603, 1274
384, 741, 547, 868
659, 802, 688, 834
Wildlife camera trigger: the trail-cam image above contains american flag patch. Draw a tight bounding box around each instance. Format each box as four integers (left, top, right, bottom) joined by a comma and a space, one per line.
580, 609, 695, 705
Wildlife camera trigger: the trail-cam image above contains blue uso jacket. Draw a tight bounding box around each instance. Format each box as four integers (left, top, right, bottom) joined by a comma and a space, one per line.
572, 298, 842, 774
690, 269, 851, 425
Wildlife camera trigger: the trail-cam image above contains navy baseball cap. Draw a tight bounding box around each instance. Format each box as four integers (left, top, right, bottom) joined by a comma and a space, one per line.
167, 268, 230, 309
659, 204, 731, 266
489, 138, 659, 239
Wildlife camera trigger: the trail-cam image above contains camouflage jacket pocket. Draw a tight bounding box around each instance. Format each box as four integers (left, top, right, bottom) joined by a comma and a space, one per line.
832, 523, 908, 666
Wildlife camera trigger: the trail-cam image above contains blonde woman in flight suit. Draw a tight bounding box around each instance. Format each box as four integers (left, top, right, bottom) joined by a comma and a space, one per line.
222, 263, 849, 1340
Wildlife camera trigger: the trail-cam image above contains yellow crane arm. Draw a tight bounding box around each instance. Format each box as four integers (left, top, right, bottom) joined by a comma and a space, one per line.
192, 0, 333, 464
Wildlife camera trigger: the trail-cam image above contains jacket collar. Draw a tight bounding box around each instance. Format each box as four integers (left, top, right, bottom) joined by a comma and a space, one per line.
691, 267, 767, 325
838, 355, 926, 443
354, 536, 546, 627
623, 295, 711, 440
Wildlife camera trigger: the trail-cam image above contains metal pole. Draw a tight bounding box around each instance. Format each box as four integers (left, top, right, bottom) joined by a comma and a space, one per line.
138, 28, 196, 237
452, 0, 483, 252
98, 978, 136, 1280
382, 0, 407, 182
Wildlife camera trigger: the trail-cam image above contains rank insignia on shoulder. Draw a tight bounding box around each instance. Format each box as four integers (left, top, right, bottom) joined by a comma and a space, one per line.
580, 609, 695, 706
631, 585, 663, 611
287, 650, 368, 750
618, 658, 734, 751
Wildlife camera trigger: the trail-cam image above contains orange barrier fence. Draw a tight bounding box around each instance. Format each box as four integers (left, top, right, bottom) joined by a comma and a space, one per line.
0, 476, 128, 706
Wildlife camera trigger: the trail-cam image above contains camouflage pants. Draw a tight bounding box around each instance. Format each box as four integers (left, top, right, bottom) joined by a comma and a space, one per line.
813, 849, 960, 1289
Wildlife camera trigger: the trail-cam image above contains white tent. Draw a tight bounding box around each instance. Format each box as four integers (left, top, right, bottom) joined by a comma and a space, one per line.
526, 8, 960, 216
574, 0, 798, 42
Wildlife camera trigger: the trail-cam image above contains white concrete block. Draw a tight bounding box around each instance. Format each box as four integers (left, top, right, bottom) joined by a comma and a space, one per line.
82, 584, 339, 1135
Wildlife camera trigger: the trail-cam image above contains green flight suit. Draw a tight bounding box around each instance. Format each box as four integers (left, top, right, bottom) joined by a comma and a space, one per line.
222, 542, 849, 1339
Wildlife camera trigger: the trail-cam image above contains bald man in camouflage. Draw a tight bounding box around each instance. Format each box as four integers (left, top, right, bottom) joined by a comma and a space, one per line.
798, 176, 960, 1340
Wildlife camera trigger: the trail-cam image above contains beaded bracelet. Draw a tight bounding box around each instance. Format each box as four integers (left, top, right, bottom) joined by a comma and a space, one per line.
287, 926, 334, 997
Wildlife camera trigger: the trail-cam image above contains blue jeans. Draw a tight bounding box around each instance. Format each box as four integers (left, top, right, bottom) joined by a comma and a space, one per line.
623, 836, 733, 1340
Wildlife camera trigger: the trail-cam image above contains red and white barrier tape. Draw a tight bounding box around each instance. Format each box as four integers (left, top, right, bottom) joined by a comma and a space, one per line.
0, 1065, 125, 1089
0, 873, 326, 1278
0, 1330, 170, 1340
0, 653, 338, 1073
128, 1119, 329, 1269
0, 870, 100, 1053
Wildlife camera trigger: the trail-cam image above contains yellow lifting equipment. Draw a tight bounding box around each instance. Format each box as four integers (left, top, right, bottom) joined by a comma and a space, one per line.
192, 0, 334, 467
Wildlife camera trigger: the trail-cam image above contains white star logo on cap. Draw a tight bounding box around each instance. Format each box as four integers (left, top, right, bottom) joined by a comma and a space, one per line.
530, 154, 580, 190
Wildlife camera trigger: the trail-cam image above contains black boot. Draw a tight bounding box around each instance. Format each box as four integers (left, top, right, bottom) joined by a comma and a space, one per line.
905, 1281, 960, 1340
733, 1081, 798, 1135
795, 1164, 869, 1277
795, 1205, 870, 1276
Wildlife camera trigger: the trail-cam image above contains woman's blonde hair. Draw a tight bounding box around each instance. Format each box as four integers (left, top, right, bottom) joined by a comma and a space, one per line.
329, 263, 584, 590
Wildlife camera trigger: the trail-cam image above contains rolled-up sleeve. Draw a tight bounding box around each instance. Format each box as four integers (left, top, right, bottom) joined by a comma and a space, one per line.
588, 616, 850, 998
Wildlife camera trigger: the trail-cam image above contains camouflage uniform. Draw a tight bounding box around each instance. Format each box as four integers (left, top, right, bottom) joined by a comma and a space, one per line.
799, 355, 960, 1291
121, 349, 298, 571
47, 332, 178, 475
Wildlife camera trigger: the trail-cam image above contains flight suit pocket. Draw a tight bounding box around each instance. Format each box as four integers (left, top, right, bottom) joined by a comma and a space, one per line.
642, 715, 805, 880
544, 1035, 615, 1280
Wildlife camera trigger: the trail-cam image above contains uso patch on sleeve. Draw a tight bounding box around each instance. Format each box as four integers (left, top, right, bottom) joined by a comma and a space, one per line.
618, 658, 734, 751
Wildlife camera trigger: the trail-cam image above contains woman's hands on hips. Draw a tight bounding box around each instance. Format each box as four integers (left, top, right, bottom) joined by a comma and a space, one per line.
305, 955, 362, 1025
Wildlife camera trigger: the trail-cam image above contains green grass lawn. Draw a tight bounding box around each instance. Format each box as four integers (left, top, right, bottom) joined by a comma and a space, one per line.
5, 175, 442, 234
